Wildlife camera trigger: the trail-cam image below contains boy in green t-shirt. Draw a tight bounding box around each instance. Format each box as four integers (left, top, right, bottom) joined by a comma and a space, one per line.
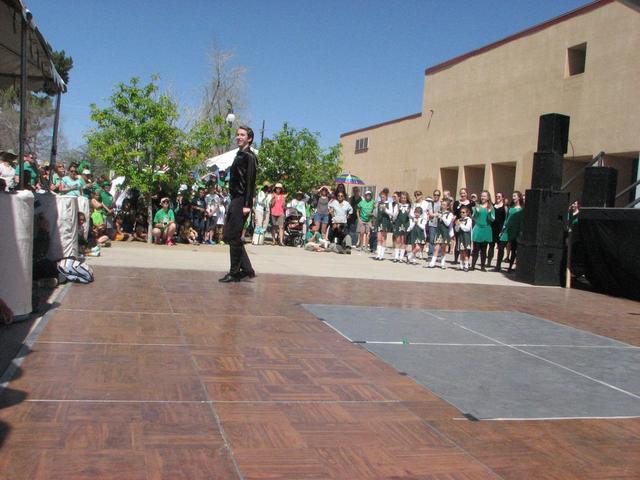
357, 191, 375, 251
152, 197, 177, 246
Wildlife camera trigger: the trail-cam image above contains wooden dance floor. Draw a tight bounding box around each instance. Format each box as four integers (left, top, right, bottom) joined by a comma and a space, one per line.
0, 265, 639, 479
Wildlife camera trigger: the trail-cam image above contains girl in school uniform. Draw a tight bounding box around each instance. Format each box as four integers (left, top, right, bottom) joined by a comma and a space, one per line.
373, 190, 393, 260
471, 190, 495, 271
391, 191, 411, 262
407, 206, 427, 265
497, 191, 524, 273
455, 206, 473, 271
427, 200, 455, 269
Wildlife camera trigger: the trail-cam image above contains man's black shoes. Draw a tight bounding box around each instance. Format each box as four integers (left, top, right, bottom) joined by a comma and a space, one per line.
219, 271, 256, 283
219, 273, 240, 283
237, 270, 256, 280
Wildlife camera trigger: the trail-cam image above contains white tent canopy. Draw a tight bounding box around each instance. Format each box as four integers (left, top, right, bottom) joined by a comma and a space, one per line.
0, 0, 67, 94
205, 147, 258, 171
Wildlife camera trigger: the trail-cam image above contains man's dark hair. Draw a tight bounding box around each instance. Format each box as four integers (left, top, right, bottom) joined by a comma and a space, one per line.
238, 125, 254, 145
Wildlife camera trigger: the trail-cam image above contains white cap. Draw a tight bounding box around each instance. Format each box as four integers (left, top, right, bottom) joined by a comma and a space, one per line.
365, 190, 372, 195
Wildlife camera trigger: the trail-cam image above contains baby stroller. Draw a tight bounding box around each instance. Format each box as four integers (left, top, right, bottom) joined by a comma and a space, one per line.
284, 207, 305, 247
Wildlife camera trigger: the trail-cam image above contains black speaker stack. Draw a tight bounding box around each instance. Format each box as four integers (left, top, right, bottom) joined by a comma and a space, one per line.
582, 166, 618, 207
516, 114, 570, 286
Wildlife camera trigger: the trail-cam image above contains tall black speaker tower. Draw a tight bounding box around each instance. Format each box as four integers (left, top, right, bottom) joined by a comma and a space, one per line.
516, 113, 570, 286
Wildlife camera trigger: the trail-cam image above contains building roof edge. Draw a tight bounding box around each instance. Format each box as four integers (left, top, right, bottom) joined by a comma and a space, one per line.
424, 0, 616, 76
340, 112, 422, 138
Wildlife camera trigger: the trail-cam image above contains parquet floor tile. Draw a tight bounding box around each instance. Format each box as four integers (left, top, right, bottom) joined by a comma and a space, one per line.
1, 265, 638, 478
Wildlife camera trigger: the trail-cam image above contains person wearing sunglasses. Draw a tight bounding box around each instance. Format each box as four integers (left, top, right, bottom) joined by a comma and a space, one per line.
59, 164, 85, 196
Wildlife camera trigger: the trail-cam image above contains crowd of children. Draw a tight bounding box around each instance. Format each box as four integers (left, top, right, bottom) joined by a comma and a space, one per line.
320, 187, 525, 273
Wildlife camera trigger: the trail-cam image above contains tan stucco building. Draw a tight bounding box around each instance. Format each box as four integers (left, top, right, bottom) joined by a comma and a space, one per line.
340, 0, 640, 205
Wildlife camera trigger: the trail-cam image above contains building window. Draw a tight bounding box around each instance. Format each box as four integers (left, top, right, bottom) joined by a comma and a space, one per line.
566, 43, 587, 76
355, 137, 369, 153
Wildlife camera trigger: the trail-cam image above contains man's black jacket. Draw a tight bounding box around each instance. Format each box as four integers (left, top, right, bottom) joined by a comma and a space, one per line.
229, 148, 257, 209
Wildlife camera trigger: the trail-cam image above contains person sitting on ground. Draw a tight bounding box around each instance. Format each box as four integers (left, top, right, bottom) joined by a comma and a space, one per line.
133, 213, 148, 242
152, 197, 176, 245
179, 218, 199, 245
304, 222, 328, 252
113, 214, 133, 241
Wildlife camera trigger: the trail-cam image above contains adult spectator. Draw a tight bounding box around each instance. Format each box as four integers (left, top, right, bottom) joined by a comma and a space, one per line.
487, 191, 507, 268
356, 190, 375, 251
0, 149, 17, 191
59, 164, 85, 196
152, 197, 176, 245
290, 191, 309, 236
348, 187, 362, 245
191, 187, 207, 242
426, 190, 442, 259
253, 184, 271, 241
270, 183, 286, 246
16, 152, 39, 187
328, 190, 353, 251
313, 186, 331, 239
49, 162, 65, 193
79, 168, 94, 198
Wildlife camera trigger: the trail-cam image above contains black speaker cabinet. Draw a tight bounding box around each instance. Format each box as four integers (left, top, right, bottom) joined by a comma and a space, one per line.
516, 243, 565, 286
531, 152, 563, 190
521, 189, 570, 247
537, 113, 570, 154
582, 166, 618, 207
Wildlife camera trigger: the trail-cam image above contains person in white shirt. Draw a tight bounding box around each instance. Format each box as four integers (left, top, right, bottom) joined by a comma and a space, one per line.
328, 191, 353, 249
0, 150, 18, 191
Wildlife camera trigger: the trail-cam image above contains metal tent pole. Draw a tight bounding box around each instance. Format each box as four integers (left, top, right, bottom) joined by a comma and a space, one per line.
48, 92, 62, 189
18, 11, 30, 190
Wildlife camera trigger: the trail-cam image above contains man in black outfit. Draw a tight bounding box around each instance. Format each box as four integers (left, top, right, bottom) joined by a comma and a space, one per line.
219, 126, 257, 283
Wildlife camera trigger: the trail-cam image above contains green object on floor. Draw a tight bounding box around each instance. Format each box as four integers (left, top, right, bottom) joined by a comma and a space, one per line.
402, 338, 409, 345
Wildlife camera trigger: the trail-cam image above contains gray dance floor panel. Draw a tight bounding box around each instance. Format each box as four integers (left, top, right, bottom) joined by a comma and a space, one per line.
434, 310, 629, 347
302, 304, 640, 419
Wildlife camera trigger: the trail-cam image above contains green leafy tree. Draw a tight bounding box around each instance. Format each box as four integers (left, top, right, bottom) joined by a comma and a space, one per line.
86, 76, 194, 242
52, 50, 73, 85
186, 115, 235, 168
258, 123, 342, 194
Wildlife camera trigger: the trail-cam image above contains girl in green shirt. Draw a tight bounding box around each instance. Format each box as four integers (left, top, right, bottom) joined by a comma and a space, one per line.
471, 190, 495, 271
497, 191, 524, 273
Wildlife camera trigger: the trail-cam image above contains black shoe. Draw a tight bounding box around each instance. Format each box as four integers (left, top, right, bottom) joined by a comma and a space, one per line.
237, 270, 256, 281
219, 273, 240, 283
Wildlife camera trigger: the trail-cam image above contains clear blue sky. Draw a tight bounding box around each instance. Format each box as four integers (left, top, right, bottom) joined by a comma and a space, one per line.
29, 0, 588, 150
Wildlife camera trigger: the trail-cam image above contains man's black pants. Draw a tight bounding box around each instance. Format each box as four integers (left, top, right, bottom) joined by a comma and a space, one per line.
223, 197, 254, 276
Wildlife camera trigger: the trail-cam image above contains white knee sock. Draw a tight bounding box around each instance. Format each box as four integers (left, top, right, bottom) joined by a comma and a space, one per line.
380, 246, 386, 259
429, 256, 436, 267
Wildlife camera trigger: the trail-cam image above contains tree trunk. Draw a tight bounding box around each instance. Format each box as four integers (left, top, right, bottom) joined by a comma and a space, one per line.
147, 194, 153, 244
